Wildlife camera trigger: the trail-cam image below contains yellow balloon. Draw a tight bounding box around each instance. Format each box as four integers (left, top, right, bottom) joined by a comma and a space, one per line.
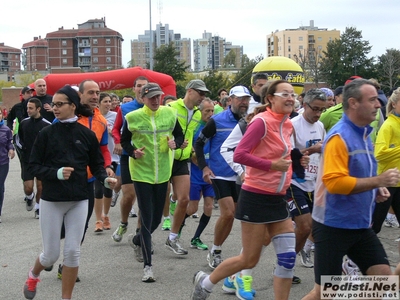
252, 56, 305, 95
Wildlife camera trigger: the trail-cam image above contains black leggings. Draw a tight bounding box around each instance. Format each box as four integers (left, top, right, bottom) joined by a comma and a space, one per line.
372, 186, 400, 234
133, 181, 168, 267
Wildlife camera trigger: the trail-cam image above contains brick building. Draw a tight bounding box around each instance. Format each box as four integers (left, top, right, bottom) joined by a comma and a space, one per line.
22, 18, 123, 72
0, 43, 22, 80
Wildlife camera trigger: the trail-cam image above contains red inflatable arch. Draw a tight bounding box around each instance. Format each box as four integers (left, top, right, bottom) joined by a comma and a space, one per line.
33, 67, 176, 97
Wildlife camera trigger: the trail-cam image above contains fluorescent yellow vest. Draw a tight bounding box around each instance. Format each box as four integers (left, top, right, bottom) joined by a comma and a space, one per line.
125, 105, 177, 184
168, 98, 201, 161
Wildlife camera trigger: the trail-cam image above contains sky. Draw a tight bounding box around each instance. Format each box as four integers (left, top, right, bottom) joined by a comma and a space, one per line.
1, 0, 400, 68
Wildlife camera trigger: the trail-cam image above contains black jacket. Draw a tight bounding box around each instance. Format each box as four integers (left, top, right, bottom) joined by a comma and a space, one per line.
17, 116, 51, 163
28, 121, 108, 201
6, 100, 28, 131
35, 94, 55, 123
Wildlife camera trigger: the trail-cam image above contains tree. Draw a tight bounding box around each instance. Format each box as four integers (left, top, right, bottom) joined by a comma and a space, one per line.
294, 48, 324, 86
126, 59, 135, 68
223, 50, 236, 68
149, 43, 188, 82
376, 48, 400, 91
202, 70, 233, 100
233, 54, 264, 89
319, 27, 375, 87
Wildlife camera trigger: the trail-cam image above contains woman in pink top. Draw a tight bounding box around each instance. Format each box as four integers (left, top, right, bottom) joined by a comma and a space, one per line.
191, 80, 309, 300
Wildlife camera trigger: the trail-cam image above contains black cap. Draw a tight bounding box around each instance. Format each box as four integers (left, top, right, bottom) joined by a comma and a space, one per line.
21, 86, 34, 94
141, 83, 164, 98
334, 86, 344, 97
56, 85, 81, 108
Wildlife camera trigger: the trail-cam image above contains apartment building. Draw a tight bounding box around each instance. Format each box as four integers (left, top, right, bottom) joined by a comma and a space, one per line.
22, 18, 123, 72
267, 20, 340, 61
0, 43, 22, 74
193, 31, 243, 72
130, 23, 191, 69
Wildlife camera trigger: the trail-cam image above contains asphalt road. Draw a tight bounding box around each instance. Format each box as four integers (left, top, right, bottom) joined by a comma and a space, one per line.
1, 157, 399, 300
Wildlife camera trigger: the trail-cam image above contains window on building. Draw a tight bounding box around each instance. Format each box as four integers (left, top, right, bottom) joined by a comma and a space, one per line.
106, 39, 111, 44
93, 39, 98, 44
299, 45, 303, 50
62, 40, 67, 46
93, 48, 98, 54
288, 46, 291, 52
62, 59, 67, 64
106, 48, 111, 54
318, 45, 322, 50
62, 49, 67, 55
288, 37, 291, 43
318, 37, 322, 41
299, 36, 303, 41
106, 57, 111, 63
15, 62, 19, 67
93, 57, 98, 63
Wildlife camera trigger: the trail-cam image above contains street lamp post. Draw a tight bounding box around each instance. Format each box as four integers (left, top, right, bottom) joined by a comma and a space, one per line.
352, 56, 358, 75
149, 0, 153, 70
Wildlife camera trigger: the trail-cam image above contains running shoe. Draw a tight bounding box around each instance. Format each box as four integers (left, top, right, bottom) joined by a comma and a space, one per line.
129, 208, 137, 218
112, 223, 127, 242
190, 237, 208, 250
222, 274, 256, 297
128, 233, 144, 262
192, 213, 199, 218
57, 264, 80, 282
142, 265, 156, 282
292, 276, 301, 284
213, 198, 219, 209
234, 273, 255, 300
169, 197, 177, 216
207, 250, 223, 269
34, 209, 39, 219
94, 220, 103, 232
110, 191, 120, 207
342, 259, 359, 276
25, 196, 34, 211
165, 237, 188, 255
299, 249, 313, 268
161, 218, 171, 231
103, 215, 111, 230
23, 273, 40, 300
191, 271, 210, 300
384, 217, 399, 228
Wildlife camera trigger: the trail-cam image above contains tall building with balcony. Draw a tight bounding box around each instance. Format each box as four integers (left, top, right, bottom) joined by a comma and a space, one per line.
22, 37, 48, 71
193, 31, 243, 72
267, 20, 340, 61
0, 43, 22, 73
22, 18, 123, 72
130, 23, 191, 69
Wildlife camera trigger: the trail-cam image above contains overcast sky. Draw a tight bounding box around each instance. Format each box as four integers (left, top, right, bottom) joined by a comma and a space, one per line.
1, 0, 399, 68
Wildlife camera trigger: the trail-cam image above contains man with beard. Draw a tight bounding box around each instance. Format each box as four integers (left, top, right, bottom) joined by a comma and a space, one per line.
33, 79, 55, 123
194, 85, 250, 269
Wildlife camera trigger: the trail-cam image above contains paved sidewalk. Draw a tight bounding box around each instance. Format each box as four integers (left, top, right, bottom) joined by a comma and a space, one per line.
0, 157, 399, 299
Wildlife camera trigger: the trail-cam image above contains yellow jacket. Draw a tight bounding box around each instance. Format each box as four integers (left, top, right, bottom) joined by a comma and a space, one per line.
374, 113, 400, 186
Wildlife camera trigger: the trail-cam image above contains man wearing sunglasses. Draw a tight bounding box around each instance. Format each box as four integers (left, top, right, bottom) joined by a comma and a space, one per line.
165, 79, 209, 255
285, 89, 326, 272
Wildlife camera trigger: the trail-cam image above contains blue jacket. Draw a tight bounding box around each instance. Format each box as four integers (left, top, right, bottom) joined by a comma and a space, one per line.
209, 109, 238, 178
313, 114, 377, 229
